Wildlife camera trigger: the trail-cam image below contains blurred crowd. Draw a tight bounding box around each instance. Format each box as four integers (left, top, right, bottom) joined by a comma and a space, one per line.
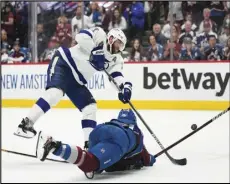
1, 1, 230, 64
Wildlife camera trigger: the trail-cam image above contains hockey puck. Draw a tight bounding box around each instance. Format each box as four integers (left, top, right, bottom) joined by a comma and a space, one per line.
191, 124, 197, 130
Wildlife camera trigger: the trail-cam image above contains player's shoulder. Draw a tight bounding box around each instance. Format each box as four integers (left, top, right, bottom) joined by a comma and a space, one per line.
76, 27, 106, 49
90, 27, 107, 46
90, 27, 106, 37
78, 27, 106, 39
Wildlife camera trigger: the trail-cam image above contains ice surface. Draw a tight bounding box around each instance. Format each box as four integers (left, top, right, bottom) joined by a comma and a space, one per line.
2, 108, 229, 183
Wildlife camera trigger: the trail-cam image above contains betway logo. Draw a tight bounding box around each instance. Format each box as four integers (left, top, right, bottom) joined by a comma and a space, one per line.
143, 67, 230, 97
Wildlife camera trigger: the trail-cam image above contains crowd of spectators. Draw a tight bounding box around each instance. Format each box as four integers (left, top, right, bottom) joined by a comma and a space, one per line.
1, 1, 230, 64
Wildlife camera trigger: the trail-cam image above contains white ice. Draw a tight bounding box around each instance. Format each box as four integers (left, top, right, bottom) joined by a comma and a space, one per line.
2, 108, 229, 183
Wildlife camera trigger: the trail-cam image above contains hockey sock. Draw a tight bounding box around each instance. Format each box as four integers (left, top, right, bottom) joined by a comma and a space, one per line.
81, 104, 97, 141
82, 120, 96, 141
53, 144, 99, 173
27, 88, 63, 124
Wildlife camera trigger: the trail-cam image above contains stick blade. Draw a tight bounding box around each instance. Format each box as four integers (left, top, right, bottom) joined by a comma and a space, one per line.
170, 157, 187, 166
166, 152, 187, 165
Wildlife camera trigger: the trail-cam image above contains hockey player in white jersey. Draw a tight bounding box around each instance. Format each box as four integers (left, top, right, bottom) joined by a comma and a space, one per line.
14, 27, 132, 148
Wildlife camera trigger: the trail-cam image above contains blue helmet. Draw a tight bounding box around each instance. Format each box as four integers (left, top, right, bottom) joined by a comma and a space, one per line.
117, 109, 137, 125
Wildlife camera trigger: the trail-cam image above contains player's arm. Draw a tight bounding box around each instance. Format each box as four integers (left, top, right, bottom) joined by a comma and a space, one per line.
138, 146, 156, 167
105, 146, 156, 172
75, 28, 106, 71
75, 29, 96, 55
121, 146, 156, 167
106, 58, 132, 104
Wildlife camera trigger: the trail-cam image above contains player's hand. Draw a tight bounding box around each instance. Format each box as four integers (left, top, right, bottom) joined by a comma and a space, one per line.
140, 147, 156, 166
90, 44, 105, 71
118, 82, 132, 104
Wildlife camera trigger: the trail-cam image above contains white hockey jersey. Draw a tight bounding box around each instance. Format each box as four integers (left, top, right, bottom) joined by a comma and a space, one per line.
57, 27, 125, 89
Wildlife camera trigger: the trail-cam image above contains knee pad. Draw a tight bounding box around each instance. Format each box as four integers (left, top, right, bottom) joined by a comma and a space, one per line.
82, 103, 97, 121
41, 88, 64, 107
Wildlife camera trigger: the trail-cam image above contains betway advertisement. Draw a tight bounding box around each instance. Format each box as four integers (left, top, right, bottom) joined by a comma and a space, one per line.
1, 62, 230, 102
138, 63, 230, 100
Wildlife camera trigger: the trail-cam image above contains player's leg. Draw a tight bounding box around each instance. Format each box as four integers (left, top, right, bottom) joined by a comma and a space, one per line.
37, 132, 99, 172
65, 82, 97, 145
14, 52, 69, 138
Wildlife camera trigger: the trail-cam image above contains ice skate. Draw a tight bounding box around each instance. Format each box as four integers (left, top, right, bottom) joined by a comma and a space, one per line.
36, 131, 61, 161
14, 117, 37, 138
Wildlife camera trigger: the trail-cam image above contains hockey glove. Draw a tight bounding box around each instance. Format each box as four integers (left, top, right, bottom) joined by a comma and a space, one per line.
89, 45, 105, 71
140, 147, 156, 166
118, 82, 132, 104
148, 154, 156, 166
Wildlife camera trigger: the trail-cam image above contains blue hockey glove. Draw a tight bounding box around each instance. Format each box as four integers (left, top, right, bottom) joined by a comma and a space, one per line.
148, 154, 156, 166
89, 45, 105, 71
118, 82, 132, 104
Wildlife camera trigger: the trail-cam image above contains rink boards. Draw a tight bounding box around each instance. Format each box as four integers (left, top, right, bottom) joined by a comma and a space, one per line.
1, 62, 230, 110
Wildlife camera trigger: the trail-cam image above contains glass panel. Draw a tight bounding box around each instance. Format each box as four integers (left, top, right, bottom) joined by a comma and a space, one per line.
1, 1, 31, 63
37, 1, 83, 62
1, 1, 228, 63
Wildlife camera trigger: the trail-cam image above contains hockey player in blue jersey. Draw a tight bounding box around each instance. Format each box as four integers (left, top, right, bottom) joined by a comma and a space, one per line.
14, 27, 132, 148
37, 109, 156, 175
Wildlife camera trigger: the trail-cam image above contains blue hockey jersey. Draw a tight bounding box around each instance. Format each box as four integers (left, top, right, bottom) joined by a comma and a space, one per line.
108, 119, 144, 159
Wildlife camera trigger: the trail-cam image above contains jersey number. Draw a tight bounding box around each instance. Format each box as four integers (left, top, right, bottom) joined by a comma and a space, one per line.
50, 56, 59, 80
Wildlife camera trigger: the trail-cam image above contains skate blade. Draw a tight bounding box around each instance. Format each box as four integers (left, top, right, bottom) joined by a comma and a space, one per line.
14, 128, 35, 139
36, 131, 55, 161
36, 131, 46, 161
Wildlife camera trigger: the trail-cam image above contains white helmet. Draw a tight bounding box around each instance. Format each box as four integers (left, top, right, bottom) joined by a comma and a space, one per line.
107, 28, 127, 52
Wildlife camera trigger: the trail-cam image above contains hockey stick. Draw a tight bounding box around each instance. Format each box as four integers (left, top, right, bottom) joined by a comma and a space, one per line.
1, 149, 67, 163
154, 106, 230, 158
104, 70, 187, 166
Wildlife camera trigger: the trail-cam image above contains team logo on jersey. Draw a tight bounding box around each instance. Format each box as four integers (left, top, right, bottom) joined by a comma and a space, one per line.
121, 113, 127, 117
101, 148, 105, 154
112, 57, 117, 62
